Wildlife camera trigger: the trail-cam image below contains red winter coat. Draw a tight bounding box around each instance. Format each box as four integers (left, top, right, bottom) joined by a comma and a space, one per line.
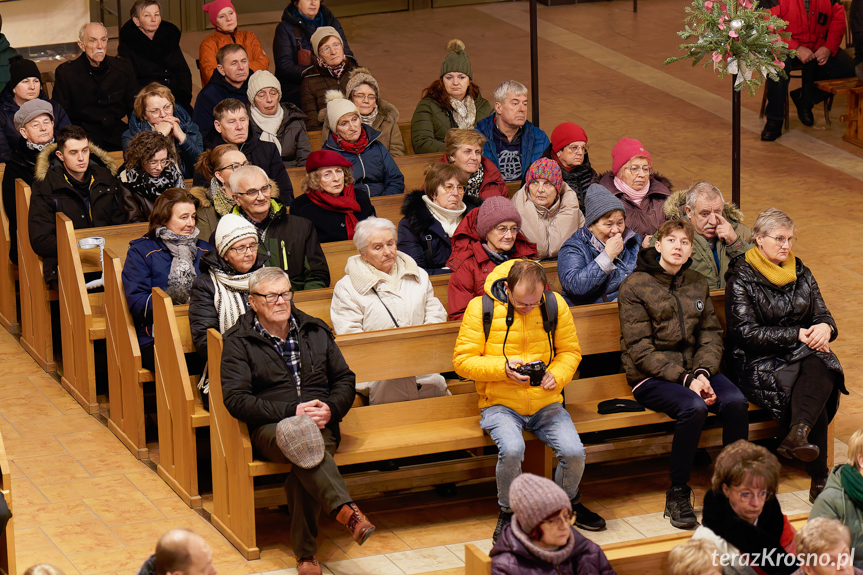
437, 155, 509, 200
771, 0, 847, 55
446, 208, 537, 321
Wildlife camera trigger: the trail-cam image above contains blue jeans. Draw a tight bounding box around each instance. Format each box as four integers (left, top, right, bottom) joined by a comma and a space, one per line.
479, 402, 585, 509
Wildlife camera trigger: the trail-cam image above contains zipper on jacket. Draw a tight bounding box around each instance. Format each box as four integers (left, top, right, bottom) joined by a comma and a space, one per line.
669, 278, 687, 346
357, 154, 369, 195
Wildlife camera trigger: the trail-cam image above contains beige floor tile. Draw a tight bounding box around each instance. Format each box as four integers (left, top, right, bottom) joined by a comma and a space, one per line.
55, 430, 132, 459
148, 497, 199, 518
77, 453, 149, 477
13, 414, 103, 438
324, 555, 403, 575
83, 491, 166, 526
17, 544, 82, 575
444, 539, 493, 562
386, 546, 462, 575
109, 516, 208, 546
14, 500, 97, 529
622, 512, 690, 538
575, 518, 644, 546
15, 454, 92, 486
39, 475, 139, 504
311, 539, 352, 563
124, 470, 186, 501
776, 492, 813, 515
67, 543, 155, 574
42, 519, 125, 554
393, 520, 492, 549
4, 435, 67, 461
332, 530, 411, 559
11, 477, 49, 508
212, 559, 299, 575
372, 508, 450, 532
14, 527, 54, 551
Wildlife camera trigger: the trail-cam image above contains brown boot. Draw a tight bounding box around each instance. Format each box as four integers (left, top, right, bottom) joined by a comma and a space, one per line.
777, 423, 819, 463
336, 503, 375, 545
296, 557, 322, 575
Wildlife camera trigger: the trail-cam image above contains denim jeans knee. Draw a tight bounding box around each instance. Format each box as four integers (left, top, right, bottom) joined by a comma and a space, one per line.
480, 404, 528, 508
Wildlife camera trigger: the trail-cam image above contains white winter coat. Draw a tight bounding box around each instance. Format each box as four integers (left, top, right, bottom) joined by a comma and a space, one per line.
331, 251, 449, 404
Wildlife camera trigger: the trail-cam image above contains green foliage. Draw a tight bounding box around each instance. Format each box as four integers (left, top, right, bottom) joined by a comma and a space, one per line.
663, 0, 797, 95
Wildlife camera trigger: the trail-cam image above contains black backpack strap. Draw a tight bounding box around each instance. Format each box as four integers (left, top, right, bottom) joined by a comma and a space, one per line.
542, 290, 558, 359
482, 294, 494, 342
423, 234, 434, 268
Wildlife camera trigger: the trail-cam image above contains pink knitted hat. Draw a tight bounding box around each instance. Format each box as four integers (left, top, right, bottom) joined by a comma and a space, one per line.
611, 137, 651, 175
202, 0, 234, 28
476, 196, 521, 238
509, 473, 572, 533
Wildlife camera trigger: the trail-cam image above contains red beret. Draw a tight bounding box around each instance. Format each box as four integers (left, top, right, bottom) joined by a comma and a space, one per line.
305, 150, 353, 173
551, 122, 588, 153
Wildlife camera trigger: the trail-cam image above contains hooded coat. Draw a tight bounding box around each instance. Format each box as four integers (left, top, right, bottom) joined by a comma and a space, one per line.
445, 208, 537, 321
299, 55, 359, 131
490, 523, 616, 575
435, 155, 509, 201
397, 188, 482, 275
322, 98, 406, 157
658, 189, 753, 290
511, 182, 584, 260
724, 254, 846, 424
117, 19, 193, 112
476, 115, 550, 182
0, 34, 18, 93
190, 72, 249, 146
122, 231, 212, 348
452, 258, 581, 415
321, 125, 404, 197
29, 142, 129, 284
409, 94, 493, 154
596, 170, 672, 241
121, 104, 203, 179
0, 89, 70, 162
250, 102, 311, 167
52, 54, 140, 151
198, 29, 270, 87
809, 464, 863, 568
617, 247, 725, 386
220, 306, 356, 439
273, 4, 354, 104
558, 226, 640, 306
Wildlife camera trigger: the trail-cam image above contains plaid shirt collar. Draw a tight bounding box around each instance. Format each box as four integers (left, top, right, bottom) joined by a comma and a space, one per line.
253, 315, 302, 389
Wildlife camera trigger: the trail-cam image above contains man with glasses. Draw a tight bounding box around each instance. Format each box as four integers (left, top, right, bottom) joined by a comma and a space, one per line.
226, 164, 328, 290
221, 266, 373, 575
193, 98, 293, 202
453, 259, 607, 543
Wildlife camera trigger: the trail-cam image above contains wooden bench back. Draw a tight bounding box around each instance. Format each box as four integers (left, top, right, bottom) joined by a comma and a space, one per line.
0, 169, 16, 333
0, 431, 15, 575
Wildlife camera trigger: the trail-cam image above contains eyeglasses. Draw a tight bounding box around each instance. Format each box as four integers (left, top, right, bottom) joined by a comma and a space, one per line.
353, 93, 377, 102
493, 225, 519, 236
627, 165, 652, 176
319, 41, 342, 55
229, 242, 258, 255
766, 235, 796, 247
236, 184, 272, 199
147, 158, 172, 169
507, 289, 545, 311
563, 144, 588, 154
442, 183, 465, 194
253, 291, 293, 304
540, 510, 575, 529
146, 104, 173, 117
216, 161, 249, 173
729, 486, 774, 502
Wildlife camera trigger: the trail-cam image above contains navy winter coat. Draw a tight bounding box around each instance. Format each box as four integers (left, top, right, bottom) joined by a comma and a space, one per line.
272, 4, 354, 104
122, 104, 203, 179
122, 233, 212, 348
558, 225, 640, 306
0, 89, 70, 162
191, 72, 249, 147
397, 188, 482, 275
476, 115, 550, 182
322, 125, 404, 197
490, 523, 616, 575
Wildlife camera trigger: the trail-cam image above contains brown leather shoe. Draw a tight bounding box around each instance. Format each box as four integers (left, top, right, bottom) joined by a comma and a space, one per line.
336, 503, 375, 545
777, 423, 820, 463
296, 556, 322, 575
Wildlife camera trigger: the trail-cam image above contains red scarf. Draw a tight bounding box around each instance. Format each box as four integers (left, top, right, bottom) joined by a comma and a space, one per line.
335, 128, 369, 155
306, 183, 362, 239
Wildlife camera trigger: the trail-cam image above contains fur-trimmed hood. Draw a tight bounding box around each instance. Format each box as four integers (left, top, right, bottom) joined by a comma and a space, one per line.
662, 188, 745, 223
400, 188, 482, 236
34, 142, 119, 182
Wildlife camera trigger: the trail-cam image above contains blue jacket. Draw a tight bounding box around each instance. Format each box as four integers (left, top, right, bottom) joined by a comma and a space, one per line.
322, 125, 404, 197
558, 226, 640, 306
122, 233, 212, 347
121, 105, 203, 179
475, 115, 550, 181
191, 72, 249, 147
0, 89, 70, 163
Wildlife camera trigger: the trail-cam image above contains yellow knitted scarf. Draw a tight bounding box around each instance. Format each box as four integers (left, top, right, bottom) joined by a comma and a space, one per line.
745, 246, 797, 287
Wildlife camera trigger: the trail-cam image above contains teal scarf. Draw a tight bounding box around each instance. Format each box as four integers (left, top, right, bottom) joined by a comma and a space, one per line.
840, 464, 863, 507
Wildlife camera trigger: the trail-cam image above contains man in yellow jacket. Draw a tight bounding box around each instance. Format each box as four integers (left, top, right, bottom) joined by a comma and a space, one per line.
453, 259, 606, 543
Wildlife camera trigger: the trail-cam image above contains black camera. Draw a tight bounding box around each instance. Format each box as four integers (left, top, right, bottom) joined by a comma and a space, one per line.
516, 360, 547, 386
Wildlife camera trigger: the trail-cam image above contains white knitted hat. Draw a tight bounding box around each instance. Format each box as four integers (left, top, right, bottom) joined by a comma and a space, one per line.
325, 90, 359, 132
247, 70, 282, 102
310, 26, 340, 57
215, 213, 257, 257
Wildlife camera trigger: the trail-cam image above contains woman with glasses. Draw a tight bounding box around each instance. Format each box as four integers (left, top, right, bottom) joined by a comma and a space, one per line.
321, 68, 405, 157
440, 129, 508, 201
542, 122, 597, 214
726, 208, 846, 503
189, 214, 266, 409
123, 189, 213, 370
446, 195, 536, 321
597, 137, 672, 245
189, 144, 248, 242
122, 83, 203, 178
693, 441, 798, 575
120, 131, 185, 218
290, 150, 376, 243
299, 27, 359, 131
398, 163, 480, 276
490, 472, 614, 574
512, 158, 584, 260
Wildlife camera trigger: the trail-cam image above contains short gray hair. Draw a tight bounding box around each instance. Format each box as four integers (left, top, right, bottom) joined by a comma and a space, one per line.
493, 80, 528, 105
752, 207, 794, 237
353, 217, 396, 255
78, 22, 108, 43
684, 182, 724, 214
229, 164, 268, 197
249, 267, 289, 295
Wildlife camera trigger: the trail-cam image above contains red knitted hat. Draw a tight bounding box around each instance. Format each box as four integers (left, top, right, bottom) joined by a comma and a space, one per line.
202, 0, 234, 27
305, 150, 353, 173
551, 122, 588, 154
611, 138, 651, 175
476, 196, 521, 239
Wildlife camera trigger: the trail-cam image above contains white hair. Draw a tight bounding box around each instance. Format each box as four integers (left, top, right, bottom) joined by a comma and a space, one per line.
684, 182, 725, 213
78, 22, 108, 43
228, 164, 268, 197
353, 217, 396, 255
493, 80, 528, 105
249, 267, 289, 295
752, 207, 794, 237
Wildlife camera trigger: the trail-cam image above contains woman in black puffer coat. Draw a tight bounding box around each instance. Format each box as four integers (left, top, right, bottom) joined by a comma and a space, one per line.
725, 208, 846, 501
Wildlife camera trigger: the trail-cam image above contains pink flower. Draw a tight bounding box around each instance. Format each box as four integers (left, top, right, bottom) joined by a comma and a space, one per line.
719, 21, 726, 29
768, 24, 774, 30
774, 58, 785, 69
729, 30, 739, 37
713, 51, 723, 62
705, 0, 713, 8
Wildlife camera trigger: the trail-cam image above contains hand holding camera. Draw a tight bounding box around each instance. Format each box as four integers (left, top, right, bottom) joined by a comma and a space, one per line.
506, 359, 549, 387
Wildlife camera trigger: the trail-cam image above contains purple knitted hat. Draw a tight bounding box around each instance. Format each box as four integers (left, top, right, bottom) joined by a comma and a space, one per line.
476, 196, 521, 239
509, 473, 572, 533
525, 158, 563, 192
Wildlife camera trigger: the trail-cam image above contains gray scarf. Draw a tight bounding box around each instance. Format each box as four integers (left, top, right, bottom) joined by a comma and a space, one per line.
155, 226, 200, 304
511, 516, 576, 566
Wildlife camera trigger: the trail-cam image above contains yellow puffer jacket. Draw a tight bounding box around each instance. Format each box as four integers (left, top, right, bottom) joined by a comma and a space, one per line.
453, 259, 582, 415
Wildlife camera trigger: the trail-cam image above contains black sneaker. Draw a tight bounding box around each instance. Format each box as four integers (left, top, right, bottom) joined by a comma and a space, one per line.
664, 485, 699, 530
492, 507, 513, 544
573, 502, 606, 531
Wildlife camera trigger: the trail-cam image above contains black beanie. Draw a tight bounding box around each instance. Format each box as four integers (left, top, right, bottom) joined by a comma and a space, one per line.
8, 57, 41, 90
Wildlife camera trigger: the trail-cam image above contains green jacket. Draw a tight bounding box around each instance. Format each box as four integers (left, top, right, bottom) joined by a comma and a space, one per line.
651, 189, 752, 290
809, 465, 863, 567
410, 94, 493, 154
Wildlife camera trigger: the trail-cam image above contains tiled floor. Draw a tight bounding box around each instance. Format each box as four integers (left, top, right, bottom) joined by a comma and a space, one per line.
14, 0, 863, 572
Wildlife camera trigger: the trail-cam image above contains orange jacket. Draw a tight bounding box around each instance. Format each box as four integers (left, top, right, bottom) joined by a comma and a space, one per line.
198, 29, 270, 86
